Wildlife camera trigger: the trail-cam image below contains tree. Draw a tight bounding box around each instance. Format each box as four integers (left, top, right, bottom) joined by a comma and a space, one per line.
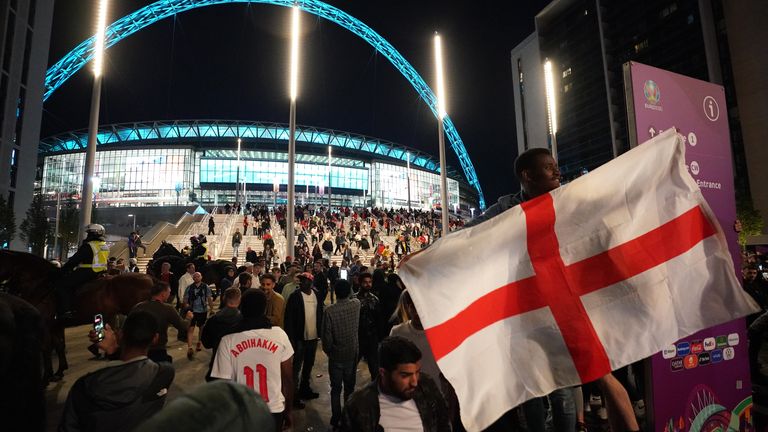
0, 194, 15, 248
20, 194, 51, 256
737, 194, 764, 247
56, 195, 80, 259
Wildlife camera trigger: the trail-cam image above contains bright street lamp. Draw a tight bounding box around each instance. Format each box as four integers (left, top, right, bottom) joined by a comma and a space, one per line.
434, 32, 450, 237
286, 5, 301, 259
544, 59, 559, 160
236, 138, 241, 207
78, 0, 109, 242
127, 213, 136, 232
470, 207, 476, 218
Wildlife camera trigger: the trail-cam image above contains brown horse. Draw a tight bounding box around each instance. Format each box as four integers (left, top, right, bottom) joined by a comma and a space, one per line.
0, 250, 153, 383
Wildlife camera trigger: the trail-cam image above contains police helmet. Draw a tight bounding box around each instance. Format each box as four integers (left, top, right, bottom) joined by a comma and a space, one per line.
198, 234, 207, 243
85, 224, 105, 236
190, 236, 199, 244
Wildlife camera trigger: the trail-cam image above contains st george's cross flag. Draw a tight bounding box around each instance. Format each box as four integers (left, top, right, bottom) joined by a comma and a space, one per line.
398, 130, 760, 431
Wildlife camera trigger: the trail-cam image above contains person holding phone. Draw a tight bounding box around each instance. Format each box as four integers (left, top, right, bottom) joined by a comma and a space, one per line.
59, 311, 175, 432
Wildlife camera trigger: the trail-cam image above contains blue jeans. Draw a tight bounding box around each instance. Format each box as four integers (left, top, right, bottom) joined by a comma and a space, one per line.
522, 388, 576, 432
328, 358, 357, 422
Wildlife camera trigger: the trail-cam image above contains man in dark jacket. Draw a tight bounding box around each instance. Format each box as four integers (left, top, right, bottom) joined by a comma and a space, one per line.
201, 287, 242, 381
341, 336, 450, 432
58, 311, 175, 432
284, 272, 323, 408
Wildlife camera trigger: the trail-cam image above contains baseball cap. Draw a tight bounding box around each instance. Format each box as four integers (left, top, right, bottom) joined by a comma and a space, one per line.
297, 272, 314, 281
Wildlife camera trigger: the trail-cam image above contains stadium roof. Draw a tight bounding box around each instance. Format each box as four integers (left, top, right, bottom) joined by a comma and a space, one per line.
39, 119, 461, 178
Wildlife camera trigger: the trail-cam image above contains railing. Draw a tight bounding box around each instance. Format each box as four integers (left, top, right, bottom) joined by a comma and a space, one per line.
210, 211, 237, 259
109, 212, 194, 259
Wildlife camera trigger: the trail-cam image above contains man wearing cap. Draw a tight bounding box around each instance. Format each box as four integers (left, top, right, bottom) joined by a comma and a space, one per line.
284, 272, 324, 407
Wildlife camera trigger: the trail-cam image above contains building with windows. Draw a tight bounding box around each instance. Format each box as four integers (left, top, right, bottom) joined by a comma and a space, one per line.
510, 0, 754, 193
0, 0, 54, 249
37, 120, 477, 212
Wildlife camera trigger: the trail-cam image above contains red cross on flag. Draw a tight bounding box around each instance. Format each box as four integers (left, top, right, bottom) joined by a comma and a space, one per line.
398, 130, 759, 431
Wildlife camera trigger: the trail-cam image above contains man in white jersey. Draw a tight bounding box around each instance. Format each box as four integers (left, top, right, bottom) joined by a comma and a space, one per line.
212, 289, 294, 431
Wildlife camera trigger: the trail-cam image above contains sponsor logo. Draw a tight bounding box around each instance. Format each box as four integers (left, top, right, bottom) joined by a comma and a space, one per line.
716, 336, 728, 348
691, 340, 704, 354
689, 161, 700, 176
684, 354, 699, 369
723, 347, 735, 361
703, 337, 716, 351
662, 345, 677, 359
728, 333, 740, 346
711, 349, 723, 363
670, 357, 684, 372
698, 352, 711, 366
676, 341, 691, 356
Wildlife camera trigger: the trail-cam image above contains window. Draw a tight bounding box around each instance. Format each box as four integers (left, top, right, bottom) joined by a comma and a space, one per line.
14, 88, 25, 145
562, 67, 572, 78
517, 58, 529, 151
9, 148, 19, 187
27, 0, 37, 28
21, 29, 31, 85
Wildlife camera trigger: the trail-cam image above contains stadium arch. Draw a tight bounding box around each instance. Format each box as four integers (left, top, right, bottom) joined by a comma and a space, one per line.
43, 0, 487, 209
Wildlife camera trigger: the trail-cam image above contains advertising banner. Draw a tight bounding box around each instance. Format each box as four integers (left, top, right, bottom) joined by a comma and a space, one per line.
623, 61, 751, 431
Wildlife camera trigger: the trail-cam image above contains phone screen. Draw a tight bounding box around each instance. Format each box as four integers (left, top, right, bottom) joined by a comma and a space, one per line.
340, 269, 348, 280
93, 314, 105, 341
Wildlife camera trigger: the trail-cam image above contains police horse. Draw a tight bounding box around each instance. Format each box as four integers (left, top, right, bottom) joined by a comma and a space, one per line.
0, 250, 153, 384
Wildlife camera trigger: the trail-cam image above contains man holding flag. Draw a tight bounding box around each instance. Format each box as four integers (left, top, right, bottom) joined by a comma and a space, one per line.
399, 130, 759, 431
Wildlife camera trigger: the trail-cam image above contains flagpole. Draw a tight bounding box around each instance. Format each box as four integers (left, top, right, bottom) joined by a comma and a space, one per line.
78, 0, 109, 242
434, 32, 450, 237
286, 4, 300, 259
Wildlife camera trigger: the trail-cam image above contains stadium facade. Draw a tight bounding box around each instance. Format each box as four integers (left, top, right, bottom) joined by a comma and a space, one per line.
37, 120, 478, 212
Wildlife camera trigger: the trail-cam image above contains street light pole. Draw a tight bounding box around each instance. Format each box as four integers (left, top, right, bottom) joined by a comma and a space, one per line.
286, 5, 301, 259
128, 214, 136, 232
78, 0, 109, 242
236, 138, 241, 208
434, 32, 450, 237
328, 145, 332, 211
544, 59, 559, 161
406, 151, 412, 211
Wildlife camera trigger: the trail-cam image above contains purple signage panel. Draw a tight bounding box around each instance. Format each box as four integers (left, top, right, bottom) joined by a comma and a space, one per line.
624, 62, 751, 431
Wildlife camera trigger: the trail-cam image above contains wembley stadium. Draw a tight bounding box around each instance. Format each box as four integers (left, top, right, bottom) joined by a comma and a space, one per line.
36, 119, 479, 212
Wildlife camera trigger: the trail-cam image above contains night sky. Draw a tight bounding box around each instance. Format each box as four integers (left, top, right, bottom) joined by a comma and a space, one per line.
42, 0, 551, 205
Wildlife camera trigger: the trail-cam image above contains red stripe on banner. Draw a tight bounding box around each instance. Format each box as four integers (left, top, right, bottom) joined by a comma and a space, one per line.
425, 195, 716, 383
523, 194, 611, 382
425, 276, 547, 361
566, 206, 717, 295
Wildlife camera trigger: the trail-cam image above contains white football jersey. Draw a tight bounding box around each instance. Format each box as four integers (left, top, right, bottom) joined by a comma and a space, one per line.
212, 327, 294, 413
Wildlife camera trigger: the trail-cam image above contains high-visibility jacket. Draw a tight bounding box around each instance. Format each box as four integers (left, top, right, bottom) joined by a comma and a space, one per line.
196, 243, 208, 260
78, 241, 110, 272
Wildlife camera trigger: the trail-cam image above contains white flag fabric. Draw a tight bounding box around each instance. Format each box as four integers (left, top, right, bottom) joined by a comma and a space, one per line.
398, 130, 759, 431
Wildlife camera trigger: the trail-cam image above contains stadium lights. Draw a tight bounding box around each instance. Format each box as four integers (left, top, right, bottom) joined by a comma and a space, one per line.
93, 0, 109, 77
434, 33, 447, 119
286, 4, 301, 258
544, 59, 559, 159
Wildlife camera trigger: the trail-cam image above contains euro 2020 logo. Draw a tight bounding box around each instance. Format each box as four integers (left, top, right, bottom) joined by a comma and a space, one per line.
644, 80, 661, 105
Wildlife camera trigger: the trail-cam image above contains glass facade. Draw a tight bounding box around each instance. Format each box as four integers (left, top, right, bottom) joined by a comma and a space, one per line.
370, 162, 459, 210
41, 147, 464, 210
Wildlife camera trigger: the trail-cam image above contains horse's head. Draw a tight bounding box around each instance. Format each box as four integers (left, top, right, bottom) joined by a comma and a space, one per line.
0, 251, 60, 298
153, 242, 181, 259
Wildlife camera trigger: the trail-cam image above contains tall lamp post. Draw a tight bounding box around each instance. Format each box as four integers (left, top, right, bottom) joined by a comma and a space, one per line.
327, 145, 332, 210
434, 32, 450, 237
286, 5, 301, 259
236, 138, 241, 208
406, 151, 412, 211
127, 213, 136, 232
78, 0, 109, 242
544, 59, 559, 160
273, 178, 279, 208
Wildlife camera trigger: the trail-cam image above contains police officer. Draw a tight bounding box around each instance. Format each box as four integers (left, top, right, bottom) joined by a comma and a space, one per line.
57, 224, 110, 319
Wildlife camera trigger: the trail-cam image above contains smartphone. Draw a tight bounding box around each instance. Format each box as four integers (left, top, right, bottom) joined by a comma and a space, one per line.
93, 314, 105, 342
340, 269, 348, 280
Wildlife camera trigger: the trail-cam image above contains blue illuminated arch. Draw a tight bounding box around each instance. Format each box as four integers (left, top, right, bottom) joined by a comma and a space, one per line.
44, 0, 486, 209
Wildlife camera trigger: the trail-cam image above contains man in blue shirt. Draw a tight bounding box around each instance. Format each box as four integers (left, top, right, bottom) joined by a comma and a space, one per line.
183, 272, 212, 359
